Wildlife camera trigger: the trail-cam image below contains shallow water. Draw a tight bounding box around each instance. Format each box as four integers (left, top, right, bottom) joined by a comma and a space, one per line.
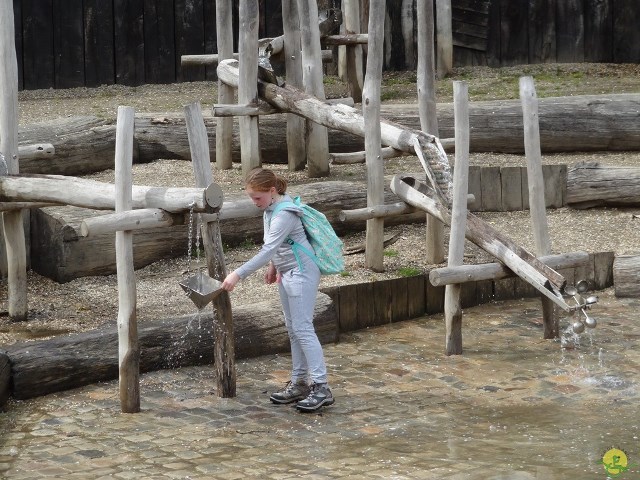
1, 291, 638, 479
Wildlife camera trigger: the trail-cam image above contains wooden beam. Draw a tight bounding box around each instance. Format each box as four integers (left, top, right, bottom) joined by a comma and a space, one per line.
114, 105, 140, 413
323, 33, 369, 45
430, 251, 590, 286
0, 175, 220, 213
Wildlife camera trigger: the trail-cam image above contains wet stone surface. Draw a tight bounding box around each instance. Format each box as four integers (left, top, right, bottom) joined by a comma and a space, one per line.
1, 290, 639, 479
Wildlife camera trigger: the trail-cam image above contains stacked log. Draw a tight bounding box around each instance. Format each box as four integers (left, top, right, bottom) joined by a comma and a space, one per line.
18, 94, 640, 176
567, 162, 640, 208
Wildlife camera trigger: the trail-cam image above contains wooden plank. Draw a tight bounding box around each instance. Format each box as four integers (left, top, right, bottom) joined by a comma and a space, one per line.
484, 0, 501, 67
392, 277, 410, 322
556, 0, 584, 62
425, 280, 445, 315
612, 0, 640, 63
500, 0, 528, 65
84, 0, 115, 87
527, 0, 556, 63
467, 165, 482, 211
114, 0, 144, 86
264, 0, 284, 37
52, 0, 84, 88
452, 8, 489, 27
500, 166, 523, 211
476, 279, 493, 305
480, 166, 501, 211
452, 20, 487, 39
452, 32, 488, 52
493, 277, 515, 301
175, 0, 205, 82
21, 0, 54, 90
373, 279, 394, 325
454, 0, 491, 15
593, 251, 614, 290
203, 0, 218, 80
584, 0, 613, 62
337, 284, 358, 332
143, 0, 175, 84
513, 277, 538, 299
573, 253, 596, 292
406, 275, 426, 319
542, 164, 565, 208
460, 281, 477, 308
355, 282, 375, 330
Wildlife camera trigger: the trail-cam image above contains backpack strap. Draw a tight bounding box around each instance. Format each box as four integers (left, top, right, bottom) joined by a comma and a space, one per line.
269, 199, 317, 272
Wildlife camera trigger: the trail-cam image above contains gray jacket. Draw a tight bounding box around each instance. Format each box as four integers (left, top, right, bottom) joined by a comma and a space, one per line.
235, 195, 316, 279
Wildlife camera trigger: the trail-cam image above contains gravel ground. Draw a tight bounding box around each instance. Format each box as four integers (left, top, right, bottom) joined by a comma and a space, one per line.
1, 64, 639, 345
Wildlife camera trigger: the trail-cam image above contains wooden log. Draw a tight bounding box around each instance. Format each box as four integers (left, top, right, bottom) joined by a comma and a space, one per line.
613, 255, 640, 298
213, 97, 353, 118
521, 75, 558, 339
430, 251, 590, 286
238, 0, 260, 176
340, 202, 416, 221
435, 0, 453, 77
363, 0, 385, 272
114, 106, 140, 413
17, 95, 640, 176
6, 292, 338, 400
185, 101, 236, 398
330, 146, 403, 164
342, 0, 364, 103
31, 180, 425, 283
18, 143, 54, 160
183, 50, 334, 67
215, 0, 234, 170
323, 33, 369, 45
297, 0, 330, 178
566, 163, 640, 208
80, 208, 183, 237
444, 81, 470, 356
418, 0, 445, 265
0, 0, 27, 322
0, 175, 218, 213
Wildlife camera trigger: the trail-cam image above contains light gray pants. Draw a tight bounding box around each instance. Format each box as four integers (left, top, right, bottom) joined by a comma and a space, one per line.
277, 260, 327, 385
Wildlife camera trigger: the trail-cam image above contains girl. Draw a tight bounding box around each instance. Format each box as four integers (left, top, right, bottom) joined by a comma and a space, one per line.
221, 167, 334, 412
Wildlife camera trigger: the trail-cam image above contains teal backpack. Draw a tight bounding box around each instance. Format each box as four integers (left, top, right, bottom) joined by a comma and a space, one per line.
271, 197, 345, 275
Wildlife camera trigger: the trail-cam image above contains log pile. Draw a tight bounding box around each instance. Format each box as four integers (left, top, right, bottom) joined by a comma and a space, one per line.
18, 94, 640, 176
30, 180, 425, 282
6, 292, 338, 400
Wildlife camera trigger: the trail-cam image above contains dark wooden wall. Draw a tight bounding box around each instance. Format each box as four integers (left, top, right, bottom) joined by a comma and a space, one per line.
11, 0, 640, 91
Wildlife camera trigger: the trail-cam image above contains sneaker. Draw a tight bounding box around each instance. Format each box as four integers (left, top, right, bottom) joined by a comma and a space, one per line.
296, 383, 335, 412
270, 381, 311, 404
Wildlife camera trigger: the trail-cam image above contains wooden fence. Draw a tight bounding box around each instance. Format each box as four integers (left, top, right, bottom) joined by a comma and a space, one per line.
11, 0, 640, 91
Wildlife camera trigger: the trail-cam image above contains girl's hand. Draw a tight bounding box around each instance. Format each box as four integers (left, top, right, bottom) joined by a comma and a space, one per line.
221, 271, 241, 292
264, 264, 277, 284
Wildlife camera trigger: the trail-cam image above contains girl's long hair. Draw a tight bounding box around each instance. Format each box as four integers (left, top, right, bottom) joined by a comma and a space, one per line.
245, 167, 287, 194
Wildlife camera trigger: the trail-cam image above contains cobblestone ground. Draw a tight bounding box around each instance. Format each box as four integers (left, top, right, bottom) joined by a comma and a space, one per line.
1, 291, 639, 479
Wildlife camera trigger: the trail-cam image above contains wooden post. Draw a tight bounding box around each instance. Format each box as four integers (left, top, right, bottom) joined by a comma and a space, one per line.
363, 0, 385, 272
520, 76, 558, 339
0, 0, 27, 321
297, 0, 330, 178
185, 102, 236, 397
238, 0, 261, 176
435, 0, 453, 78
215, 0, 234, 170
114, 106, 140, 413
281, 0, 306, 171
445, 81, 470, 355
417, 0, 445, 265
343, 0, 364, 103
